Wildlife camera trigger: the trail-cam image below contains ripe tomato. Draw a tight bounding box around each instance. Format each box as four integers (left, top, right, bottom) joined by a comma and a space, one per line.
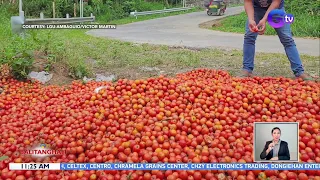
298, 173, 308, 180
278, 172, 287, 179
286, 172, 297, 179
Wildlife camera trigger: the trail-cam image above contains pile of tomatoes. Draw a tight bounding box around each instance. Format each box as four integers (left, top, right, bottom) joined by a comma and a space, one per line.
0, 69, 319, 180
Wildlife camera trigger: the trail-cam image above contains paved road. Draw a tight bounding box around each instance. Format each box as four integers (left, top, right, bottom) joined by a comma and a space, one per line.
87, 7, 319, 56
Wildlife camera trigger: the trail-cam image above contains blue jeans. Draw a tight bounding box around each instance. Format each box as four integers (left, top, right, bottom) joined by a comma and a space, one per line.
243, 8, 304, 77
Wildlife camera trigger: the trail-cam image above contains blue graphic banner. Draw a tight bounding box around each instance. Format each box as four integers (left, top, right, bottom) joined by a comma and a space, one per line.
59, 163, 320, 170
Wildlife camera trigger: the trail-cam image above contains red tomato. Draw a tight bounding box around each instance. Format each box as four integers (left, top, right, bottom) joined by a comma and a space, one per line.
298, 173, 308, 180
286, 172, 297, 179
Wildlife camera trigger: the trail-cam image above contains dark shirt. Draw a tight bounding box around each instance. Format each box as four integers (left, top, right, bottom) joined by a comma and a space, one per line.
260, 140, 290, 160
253, 0, 284, 9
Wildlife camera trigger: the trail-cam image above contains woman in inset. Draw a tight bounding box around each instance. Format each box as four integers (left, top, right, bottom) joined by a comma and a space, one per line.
260, 127, 290, 160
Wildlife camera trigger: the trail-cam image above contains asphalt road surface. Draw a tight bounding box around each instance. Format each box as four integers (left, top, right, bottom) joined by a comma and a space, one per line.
87, 7, 319, 56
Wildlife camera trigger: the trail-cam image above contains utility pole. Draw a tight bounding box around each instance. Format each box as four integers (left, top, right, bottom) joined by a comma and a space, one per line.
19, 0, 24, 19
80, 0, 83, 17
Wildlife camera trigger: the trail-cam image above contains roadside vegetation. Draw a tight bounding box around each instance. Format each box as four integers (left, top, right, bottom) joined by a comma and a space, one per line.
0, 0, 200, 82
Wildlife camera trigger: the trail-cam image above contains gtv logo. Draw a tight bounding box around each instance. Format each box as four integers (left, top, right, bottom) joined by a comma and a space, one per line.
267, 9, 294, 28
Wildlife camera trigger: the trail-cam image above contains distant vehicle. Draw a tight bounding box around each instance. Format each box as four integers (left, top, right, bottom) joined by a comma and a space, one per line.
204, 0, 227, 16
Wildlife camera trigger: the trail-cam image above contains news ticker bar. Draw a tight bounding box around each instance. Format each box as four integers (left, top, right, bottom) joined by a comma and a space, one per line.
9, 163, 320, 171
21, 24, 116, 29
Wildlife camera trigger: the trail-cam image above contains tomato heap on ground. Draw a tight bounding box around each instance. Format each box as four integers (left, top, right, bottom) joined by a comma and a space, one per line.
0, 69, 319, 180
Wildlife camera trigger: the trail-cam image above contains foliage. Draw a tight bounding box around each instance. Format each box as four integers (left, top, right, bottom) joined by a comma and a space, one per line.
285, 0, 320, 16
3, 0, 179, 19
0, 1, 193, 80
0, 7, 34, 79
0, 36, 34, 80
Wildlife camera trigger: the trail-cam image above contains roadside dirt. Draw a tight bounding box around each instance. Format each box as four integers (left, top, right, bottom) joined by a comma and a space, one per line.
32, 51, 74, 86
199, 19, 223, 29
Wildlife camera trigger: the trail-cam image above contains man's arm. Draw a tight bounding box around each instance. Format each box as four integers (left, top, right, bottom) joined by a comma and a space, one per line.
244, 0, 254, 21
256, 0, 281, 34
244, 0, 258, 32
261, 0, 281, 22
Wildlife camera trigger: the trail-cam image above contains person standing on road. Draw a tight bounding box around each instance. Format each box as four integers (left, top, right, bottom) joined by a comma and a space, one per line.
240, 0, 313, 81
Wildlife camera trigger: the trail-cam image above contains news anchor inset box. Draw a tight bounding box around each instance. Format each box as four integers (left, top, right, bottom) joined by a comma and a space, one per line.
253, 122, 299, 162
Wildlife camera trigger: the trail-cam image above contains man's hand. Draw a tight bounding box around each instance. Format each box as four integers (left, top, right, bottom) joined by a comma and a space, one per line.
257, 19, 267, 35
248, 19, 258, 32
270, 157, 278, 160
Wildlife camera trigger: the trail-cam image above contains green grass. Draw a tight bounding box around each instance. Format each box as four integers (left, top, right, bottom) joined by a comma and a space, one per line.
6, 27, 319, 82
209, 12, 320, 38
